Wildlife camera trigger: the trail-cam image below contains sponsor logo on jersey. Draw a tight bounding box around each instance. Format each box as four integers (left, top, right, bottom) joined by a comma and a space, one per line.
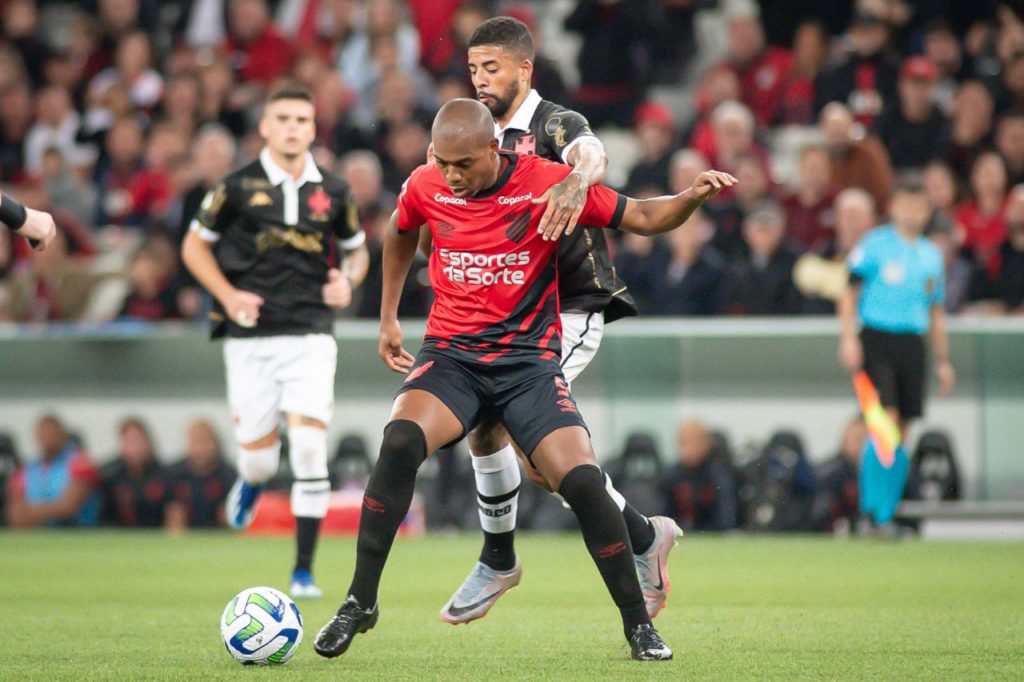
544, 116, 567, 149
498, 192, 533, 206
439, 248, 531, 285
504, 208, 531, 243
308, 187, 331, 221
249, 191, 273, 207
434, 192, 467, 205
255, 226, 323, 254
435, 221, 456, 239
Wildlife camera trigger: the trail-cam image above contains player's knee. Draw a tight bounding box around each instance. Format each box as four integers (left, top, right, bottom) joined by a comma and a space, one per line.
557, 463, 605, 510
237, 441, 281, 484
378, 419, 428, 473
288, 425, 328, 480
468, 419, 509, 455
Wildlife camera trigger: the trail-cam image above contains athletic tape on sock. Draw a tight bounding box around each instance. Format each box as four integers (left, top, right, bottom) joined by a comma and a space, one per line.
237, 441, 281, 484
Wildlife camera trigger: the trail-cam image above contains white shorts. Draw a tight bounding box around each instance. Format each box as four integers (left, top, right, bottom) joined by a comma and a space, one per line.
224, 334, 337, 443
559, 312, 605, 385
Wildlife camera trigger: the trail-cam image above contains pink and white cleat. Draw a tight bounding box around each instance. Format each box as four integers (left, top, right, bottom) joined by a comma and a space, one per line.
440, 558, 522, 625
634, 516, 683, 618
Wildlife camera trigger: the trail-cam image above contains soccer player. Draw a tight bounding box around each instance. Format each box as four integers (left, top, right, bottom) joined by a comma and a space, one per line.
312, 98, 735, 661
0, 192, 57, 250
838, 177, 955, 525
181, 85, 369, 598
438, 15, 681, 626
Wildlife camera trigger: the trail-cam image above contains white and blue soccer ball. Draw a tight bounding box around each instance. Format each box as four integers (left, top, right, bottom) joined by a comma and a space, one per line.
220, 586, 303, 665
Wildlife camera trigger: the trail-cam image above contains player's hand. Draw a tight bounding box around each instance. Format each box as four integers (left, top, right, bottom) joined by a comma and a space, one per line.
222, 288, 264, 328
379, 319, 415, 374
322, 268, 353, 309
535, 171, 588, 242
936, 359, 955, 396
17, 207, 57, 251
690, 170, 738, 202
838, 335, 863, 373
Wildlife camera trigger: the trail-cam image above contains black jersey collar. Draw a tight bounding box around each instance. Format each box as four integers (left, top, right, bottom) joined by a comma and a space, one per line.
473, 151, 519, 199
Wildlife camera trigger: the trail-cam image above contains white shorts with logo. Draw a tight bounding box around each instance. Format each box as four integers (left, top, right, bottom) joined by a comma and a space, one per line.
559, 312, 605, 385
224, 334, 337, 443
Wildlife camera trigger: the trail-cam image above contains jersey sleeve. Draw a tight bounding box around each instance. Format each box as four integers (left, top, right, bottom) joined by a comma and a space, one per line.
69, 450, 100, 487
543, 109, 601, 164
395, 170, 428, 233
7, 466, 24, 500
188, 182, 234, 242
332, 186, 366, 250
578, 183, 628, 230
928, 250, 946, 305
846, 234, 877, 282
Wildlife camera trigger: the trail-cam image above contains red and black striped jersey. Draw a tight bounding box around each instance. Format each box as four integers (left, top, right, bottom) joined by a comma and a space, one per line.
396, 151, 626, 364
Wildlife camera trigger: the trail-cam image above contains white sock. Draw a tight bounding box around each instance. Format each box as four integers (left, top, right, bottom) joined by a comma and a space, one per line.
288, 425, 330, 518
472, 444, 520, 534
237, 441, 281, 485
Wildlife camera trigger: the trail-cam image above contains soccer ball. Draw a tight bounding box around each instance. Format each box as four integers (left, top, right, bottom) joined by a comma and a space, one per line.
220, 586, 303, 665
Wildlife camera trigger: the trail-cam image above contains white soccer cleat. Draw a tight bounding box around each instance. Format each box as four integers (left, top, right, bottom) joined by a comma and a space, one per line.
440, 558, 522, 625
290, 569, 323, 599
635, 516, 683, 618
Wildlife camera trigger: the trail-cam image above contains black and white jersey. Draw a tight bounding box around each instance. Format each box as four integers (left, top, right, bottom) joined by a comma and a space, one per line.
496, 89, 637, 323
191, 149, 365, 338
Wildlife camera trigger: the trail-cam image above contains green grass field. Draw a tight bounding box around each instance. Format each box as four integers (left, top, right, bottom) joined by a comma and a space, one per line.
1, 531, 1022, 681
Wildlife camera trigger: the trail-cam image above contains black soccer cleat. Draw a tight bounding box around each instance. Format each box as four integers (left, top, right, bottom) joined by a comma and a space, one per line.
629, 623, 673, 661
313, 596, 380, 658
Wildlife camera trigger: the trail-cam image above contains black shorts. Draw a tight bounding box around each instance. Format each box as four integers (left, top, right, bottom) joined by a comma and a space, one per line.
396, 344, 588, 459
860, 326, 926, 419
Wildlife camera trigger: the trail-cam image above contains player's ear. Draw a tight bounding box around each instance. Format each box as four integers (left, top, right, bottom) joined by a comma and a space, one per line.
520, 58, 533, 84
258, 115, 269, 141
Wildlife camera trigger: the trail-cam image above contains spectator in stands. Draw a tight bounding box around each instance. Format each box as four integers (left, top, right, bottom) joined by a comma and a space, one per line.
997, 185, 1024, 313
625, 101, 677, 196
196, 57, 248, 138
778, 20, 829, 125
0, 230, 102, 321
504, 4, 569, 107
159, 74, 202, 141
24, 85, 95, 178
814, 12, 900, 127
649, 208, 722, 316
924, 161, 962, 224
117, 243, 182, 321
927, 215, 974, 314
88, 31, 163, 114
815, 417, 866, 533
354, 45, 436, 135
820, 102, 894, 211
0, 79, 33, 182
948, 81, 994, 181
613, 229, 668, 316
874, 57, 951, 172
164, 419, 234, 531
994, 48, 1024, 116
40, 148, 98, 229
995, 114, 1024, 187
2, 0, 49, 88
955, 151, 1009, 285
340, 0, 421, 97
705, 100, 770, 180
709, 153, 773, 258
95, 116, 147, 227
100, 417, 166, 527
338, 150, 394, 240
0, 431, 18, 526
922, 22, 966, 114
687, 68, 741, 162
720, 201, 803, 316
720, 2, 793, 129
223, 0, 294, 86
5, 414, 100, 528
794, 187, 876, 314
782, 145, 838, 254
564, 0, 658, 128
380, 119, 430, 195
177, 125, 237, 246
658, 419, 737, 532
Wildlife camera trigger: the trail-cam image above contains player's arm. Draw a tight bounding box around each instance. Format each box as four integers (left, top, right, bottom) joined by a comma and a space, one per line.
181, 182, 263, 327
417, 224, 433, 257
615, 170, 737, 236
0, 192, 56, 250
837, 282, 863, 373
535, 138, 608, 240
379, 210, 418, 374
324, 190, 370, 309
929, 305, 955, 395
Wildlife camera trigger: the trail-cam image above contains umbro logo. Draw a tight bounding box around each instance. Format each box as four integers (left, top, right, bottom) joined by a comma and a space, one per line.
504, 208, 530, 243
436, 222, 456, 238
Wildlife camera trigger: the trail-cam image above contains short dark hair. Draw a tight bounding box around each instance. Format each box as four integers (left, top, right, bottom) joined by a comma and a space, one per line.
468, 16, 535, 61
893, 172, 927, 196
265, 84, 314, 107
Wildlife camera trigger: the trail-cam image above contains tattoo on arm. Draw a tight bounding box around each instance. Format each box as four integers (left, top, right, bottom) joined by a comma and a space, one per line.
550, 172, 588, 210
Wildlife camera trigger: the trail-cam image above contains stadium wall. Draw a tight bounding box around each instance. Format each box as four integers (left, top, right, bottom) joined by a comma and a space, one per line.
1, 318, 1021, 500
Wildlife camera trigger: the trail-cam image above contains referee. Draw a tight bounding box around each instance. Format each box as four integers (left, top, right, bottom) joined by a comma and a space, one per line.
0, 192, 57, 250
182, 85, 368, 598
838, 177, 955, 525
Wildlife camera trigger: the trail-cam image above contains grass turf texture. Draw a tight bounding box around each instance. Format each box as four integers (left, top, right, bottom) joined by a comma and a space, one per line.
1, 532, 1022, 681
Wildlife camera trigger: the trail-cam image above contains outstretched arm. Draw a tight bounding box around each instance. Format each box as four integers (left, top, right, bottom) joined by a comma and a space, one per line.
617, 170, 737, 236
379, 211, 420, 373
535, 138, 608, 241
0, 193, 56, 250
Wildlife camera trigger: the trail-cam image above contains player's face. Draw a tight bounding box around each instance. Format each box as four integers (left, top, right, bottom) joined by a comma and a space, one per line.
432, 135, 499, 197
468, 45, 529, 120
889, 192, 932, 234
260, 98, 316, 159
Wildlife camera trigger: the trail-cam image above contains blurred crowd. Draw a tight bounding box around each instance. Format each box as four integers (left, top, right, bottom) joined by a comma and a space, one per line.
0, 0, 1021, 323
0, 411, 960, 534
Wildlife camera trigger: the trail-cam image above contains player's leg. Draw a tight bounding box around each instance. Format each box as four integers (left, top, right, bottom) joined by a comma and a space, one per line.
529, 426, 671, 661
560, 312, 677, 617
223, 338, 282, 530
315, 353, 475, 659
279, 334, 339, 599
859, 329, 902, 524
439, 418, 523, 625
502, 373, 670, 660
